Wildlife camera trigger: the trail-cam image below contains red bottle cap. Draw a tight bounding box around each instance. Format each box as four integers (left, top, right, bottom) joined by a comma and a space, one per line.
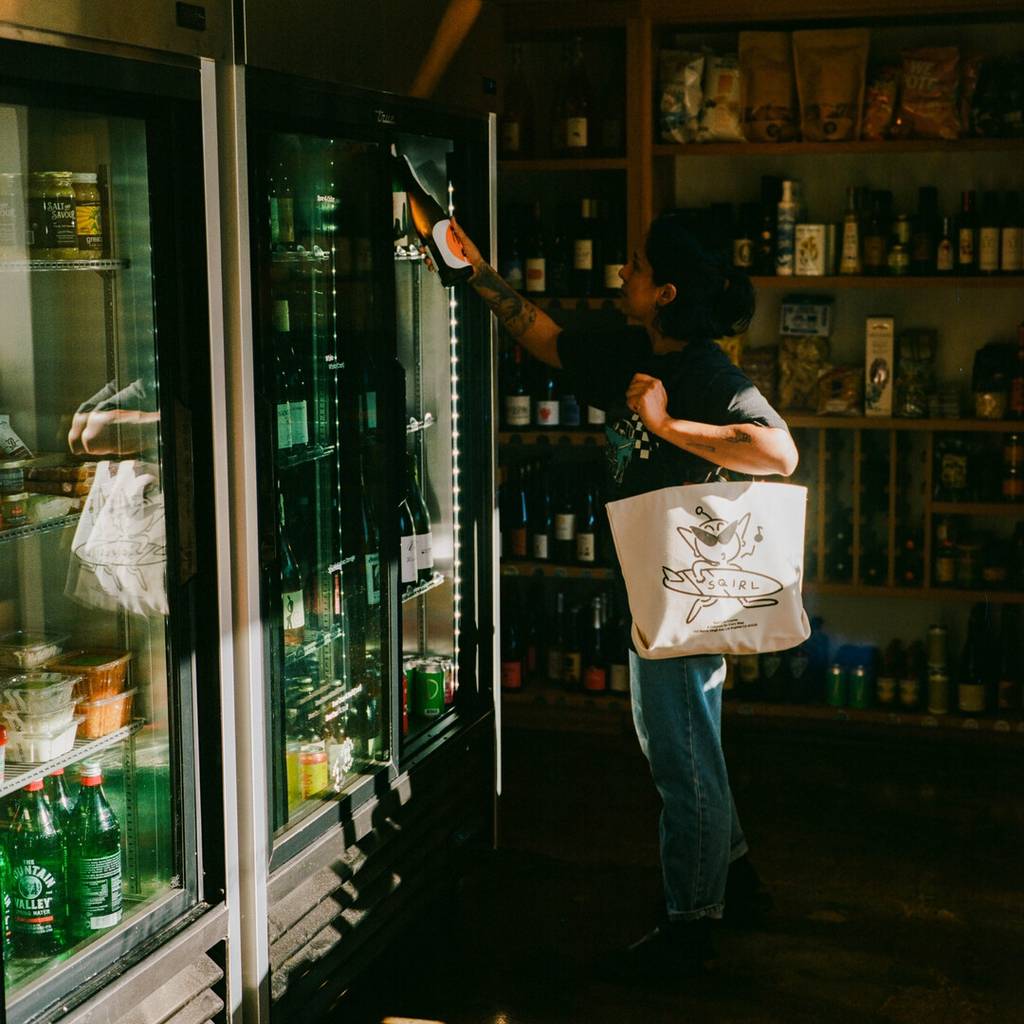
46, 767, 64, 777
79, 760, 103, 786
0, 724, 6, 745
25, 779, 43, 791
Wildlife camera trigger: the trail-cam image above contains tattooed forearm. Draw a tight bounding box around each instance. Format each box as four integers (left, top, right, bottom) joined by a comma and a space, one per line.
472, 264, 539, 339
726, 429, 753, 444
685, 442, 717, 453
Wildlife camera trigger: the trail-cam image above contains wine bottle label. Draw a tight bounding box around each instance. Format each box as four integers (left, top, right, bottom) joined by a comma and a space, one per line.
609, 663, 630, 693
958, 229, 974, 264
940, 453, 968, 491
501, 661, 523, 690
501, 122, 521, 153
576, 532, 596, 562
603, 264, 624, 290
505, 259, 524, 291
366, 553, 381, 605
587, 405, 606, 425
289, 400, 308, 445
733, 238, 752, 268
415, 531, 434, 571
71, 851, 123, 930
525, 257, 546, 293
432, 219, 471, 271
535, 399, 559, 426
958, 682, 985, 713
563, 652, 582, 683
509, 527, 527, 559
560, 396, 581, 426
840, 224, 861, 272
936, 239, 954, 271
276, 403, 293, 449
546, 649, 562, 680
583, 666, 607, 692
554, 513, 576, 541
1002, 228, 1023, 272
565, 117, 588, 149
273, 299, 290, 333
505, 395, 531, 427
531, 533, 549, 559
392, 191, 408, 246
573, 239, 594, 270
978, 228, 999, 271
283, 589, 305, 631
400, 535, 417, 584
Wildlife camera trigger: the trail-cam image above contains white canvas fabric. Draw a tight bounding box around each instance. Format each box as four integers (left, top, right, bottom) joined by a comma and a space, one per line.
606, 481, 810, 658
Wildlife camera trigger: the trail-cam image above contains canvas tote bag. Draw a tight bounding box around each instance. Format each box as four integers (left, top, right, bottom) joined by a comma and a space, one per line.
605, 480, 810, 658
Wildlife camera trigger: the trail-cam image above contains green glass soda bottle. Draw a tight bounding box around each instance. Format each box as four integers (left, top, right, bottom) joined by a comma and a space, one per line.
10, 778, 67, 957
67, 761, 122, 940
44, 769, 75, 830
0, 834, 11, 943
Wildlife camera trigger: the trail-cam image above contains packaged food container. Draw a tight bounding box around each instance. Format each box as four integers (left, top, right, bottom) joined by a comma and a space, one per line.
0, 630, 69, 669
46, 649, 130, 699
0, 698, 77, 734
76, 688, 136, 739
6, 716, 82, 763
0, 671, 79, 713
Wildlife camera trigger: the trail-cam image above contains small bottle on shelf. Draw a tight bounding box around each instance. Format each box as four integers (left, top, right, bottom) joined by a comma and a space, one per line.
977, 190, 1001, 274
1001, 191, 1023, 273
775, 179, 799, 277
935, 215, 955, 274
956, 189, 977, 275
500, 43, 533, 158
582, 596, 607, 693
524, 201, 547, 297
838, 186, 862, 275
561, 36, 591, 157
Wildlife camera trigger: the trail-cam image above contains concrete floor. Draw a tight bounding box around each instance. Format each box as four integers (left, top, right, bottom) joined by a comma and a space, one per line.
335, 722, 1024, 1023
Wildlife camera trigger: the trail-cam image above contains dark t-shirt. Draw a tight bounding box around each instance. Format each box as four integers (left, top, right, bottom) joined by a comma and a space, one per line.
557, 325, 789, 499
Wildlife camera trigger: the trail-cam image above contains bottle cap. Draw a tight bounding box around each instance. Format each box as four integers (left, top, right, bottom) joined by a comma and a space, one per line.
25, 779, 43, 791
79, 760, 103, 785
0, 724, 5, 745
46, 767, 64, 776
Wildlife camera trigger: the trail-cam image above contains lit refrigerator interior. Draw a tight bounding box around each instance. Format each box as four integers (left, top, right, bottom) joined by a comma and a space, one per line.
0, 61, 203, 1016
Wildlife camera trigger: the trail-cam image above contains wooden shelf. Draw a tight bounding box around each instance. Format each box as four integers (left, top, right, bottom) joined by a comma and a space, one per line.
931, 501, 1024, 518
786, 415, 1018, 433
499, 158, 627, 172
751, 274, 1023, 290
653, 138, 1024, 159
804, 581, 1024, 603
499, 429, 605, 446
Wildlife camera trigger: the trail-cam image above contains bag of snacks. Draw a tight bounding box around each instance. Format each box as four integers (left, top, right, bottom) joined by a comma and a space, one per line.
793, 29, 870, 142
861, 64, 900, 140
659, 50, 705, 143
697, 53, 745, 143
741, 346, 779, 405
739, 32, 797, 142
779, 336, 829, 411
897, 47, 960, 140
817, 365, 863, 416
959, 55, 985, 138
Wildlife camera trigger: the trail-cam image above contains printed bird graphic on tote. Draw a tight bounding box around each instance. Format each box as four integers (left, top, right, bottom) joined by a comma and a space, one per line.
663, 507, 781, 624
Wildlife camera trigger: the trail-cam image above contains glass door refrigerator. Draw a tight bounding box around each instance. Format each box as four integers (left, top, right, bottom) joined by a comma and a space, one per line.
244, 70, 497, 870
0, 38, 222, 1023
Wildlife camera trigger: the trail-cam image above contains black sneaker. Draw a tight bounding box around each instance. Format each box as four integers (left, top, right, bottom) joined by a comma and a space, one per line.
596, 917, 718, 985
723, 854, 774, 927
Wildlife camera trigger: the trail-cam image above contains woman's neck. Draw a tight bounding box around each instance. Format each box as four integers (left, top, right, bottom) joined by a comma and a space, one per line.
646, 324, 687, 354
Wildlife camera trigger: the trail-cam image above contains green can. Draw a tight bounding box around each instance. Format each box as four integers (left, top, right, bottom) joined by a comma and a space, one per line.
413, 660, 445, 718
848, 665, 872, 710
826, 664, 847, 708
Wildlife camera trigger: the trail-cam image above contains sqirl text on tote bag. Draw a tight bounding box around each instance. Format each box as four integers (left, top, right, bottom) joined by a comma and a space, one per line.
605, 480, 810, 658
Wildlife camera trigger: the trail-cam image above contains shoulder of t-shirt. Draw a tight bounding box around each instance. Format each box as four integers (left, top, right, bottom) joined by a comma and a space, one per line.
558, 323, 648, 362
695, 345, 789, 431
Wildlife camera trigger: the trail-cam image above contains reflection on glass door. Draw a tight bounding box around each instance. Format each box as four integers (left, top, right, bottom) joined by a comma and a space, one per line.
0, 100, 178, 995
256, 133, 390, 836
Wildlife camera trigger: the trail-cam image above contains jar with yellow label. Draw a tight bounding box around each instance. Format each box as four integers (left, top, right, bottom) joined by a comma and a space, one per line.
71, 172, 104, 257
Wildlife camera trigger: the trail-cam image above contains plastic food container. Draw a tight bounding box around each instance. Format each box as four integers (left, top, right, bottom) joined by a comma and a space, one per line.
46, 649, 130, 699
0, 672, 79, 713
0, 630, 69, 669
6, 716, 82, 763
1, 698, 77, 734
76, 688, 136, 739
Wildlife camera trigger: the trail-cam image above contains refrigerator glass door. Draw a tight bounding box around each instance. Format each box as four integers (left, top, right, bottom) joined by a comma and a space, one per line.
393, 135, 462, 744
0, 95, 184, 1000
253, 132, 391, 838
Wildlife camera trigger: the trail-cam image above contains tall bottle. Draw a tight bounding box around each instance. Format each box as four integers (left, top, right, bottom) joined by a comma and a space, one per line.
10, 779, 67, 957
44, 769, 75, 831
572, 198, 599, 296
398, 492, 417, 591
1001, 192, 1023, 273
0, 824, 10, 942
524, 201, 547, 297
575, 481, 598, 564
535, 369, 560, 427
67, 761, 123, 940
358, 444, 382, 612
910, 186, 938, 275
500, 43, 533, 158
862, 191, 890, 275
274, 298, 309, 449
978, 191, 1001, 274
504, 463, 529, 559
957, 190, 977, 274
279, 494, 306, 646
394, 152, 472, 287
562, 605, 583, 689
839, 186, 862, 275
553, 477, 577, 563
503, 343, 532, 429
608, 589, 631, 694
957, 602, 990, 715
775, 179, 799, 276
405, 451, 434, 584
935, 215, 955, 274
560, 36, 591, 156
500, 586, 525, 691
602, 204, 627, 296
582, 596, 607, 693
754, 176, 781, 276
996, 605, 1020, 712
546, 591, 567, 683
530, 468, 553, 561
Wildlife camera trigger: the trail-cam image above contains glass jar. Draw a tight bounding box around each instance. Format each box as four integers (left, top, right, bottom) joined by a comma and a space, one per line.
71, 172, 104, 257
0, 172, 25, 260
28, 171, 77, 260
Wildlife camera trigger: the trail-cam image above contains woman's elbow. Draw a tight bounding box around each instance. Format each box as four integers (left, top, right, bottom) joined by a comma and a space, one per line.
775, 437, 799, 477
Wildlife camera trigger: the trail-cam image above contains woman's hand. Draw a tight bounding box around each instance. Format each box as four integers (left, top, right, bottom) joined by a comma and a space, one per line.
626, 373, 670, 434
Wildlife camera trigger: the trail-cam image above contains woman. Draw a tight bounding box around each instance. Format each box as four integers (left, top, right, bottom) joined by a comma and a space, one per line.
442, 212, 797, 980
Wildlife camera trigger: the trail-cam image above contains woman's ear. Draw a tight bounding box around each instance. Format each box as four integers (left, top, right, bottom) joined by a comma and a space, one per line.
655, 282, 677, 307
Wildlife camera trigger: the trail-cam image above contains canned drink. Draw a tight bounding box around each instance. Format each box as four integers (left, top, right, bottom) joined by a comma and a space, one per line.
437, 655, 457, 706
300, 744, 329, 798
825, 664, 847, 708
849, 665, 872, 709
413, 661, 445, 718
927, 669, 950, 715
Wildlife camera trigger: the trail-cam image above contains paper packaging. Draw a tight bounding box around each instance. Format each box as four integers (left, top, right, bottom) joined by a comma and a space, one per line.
865, 317, 895, 417
795, 224, 827, 275
780, 297, 833, 337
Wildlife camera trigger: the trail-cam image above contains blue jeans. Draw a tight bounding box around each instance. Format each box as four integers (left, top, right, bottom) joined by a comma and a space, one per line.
629, 650, 748, 921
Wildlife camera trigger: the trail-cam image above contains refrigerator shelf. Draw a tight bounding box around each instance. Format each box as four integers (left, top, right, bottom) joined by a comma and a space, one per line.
0, 258, 128, 273
271, 248, 330, 268
394, 248, 427, 263
406, 412, 435, 434
284, 625, 346, 667
277, 442, 337, 470
401, 572, 445, 604
0, 718, 144, 799
0, 512, 80, 545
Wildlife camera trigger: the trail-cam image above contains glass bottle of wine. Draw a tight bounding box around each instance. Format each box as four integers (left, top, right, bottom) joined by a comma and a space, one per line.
279, 493, 306, 646
405, 450, 434, 585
